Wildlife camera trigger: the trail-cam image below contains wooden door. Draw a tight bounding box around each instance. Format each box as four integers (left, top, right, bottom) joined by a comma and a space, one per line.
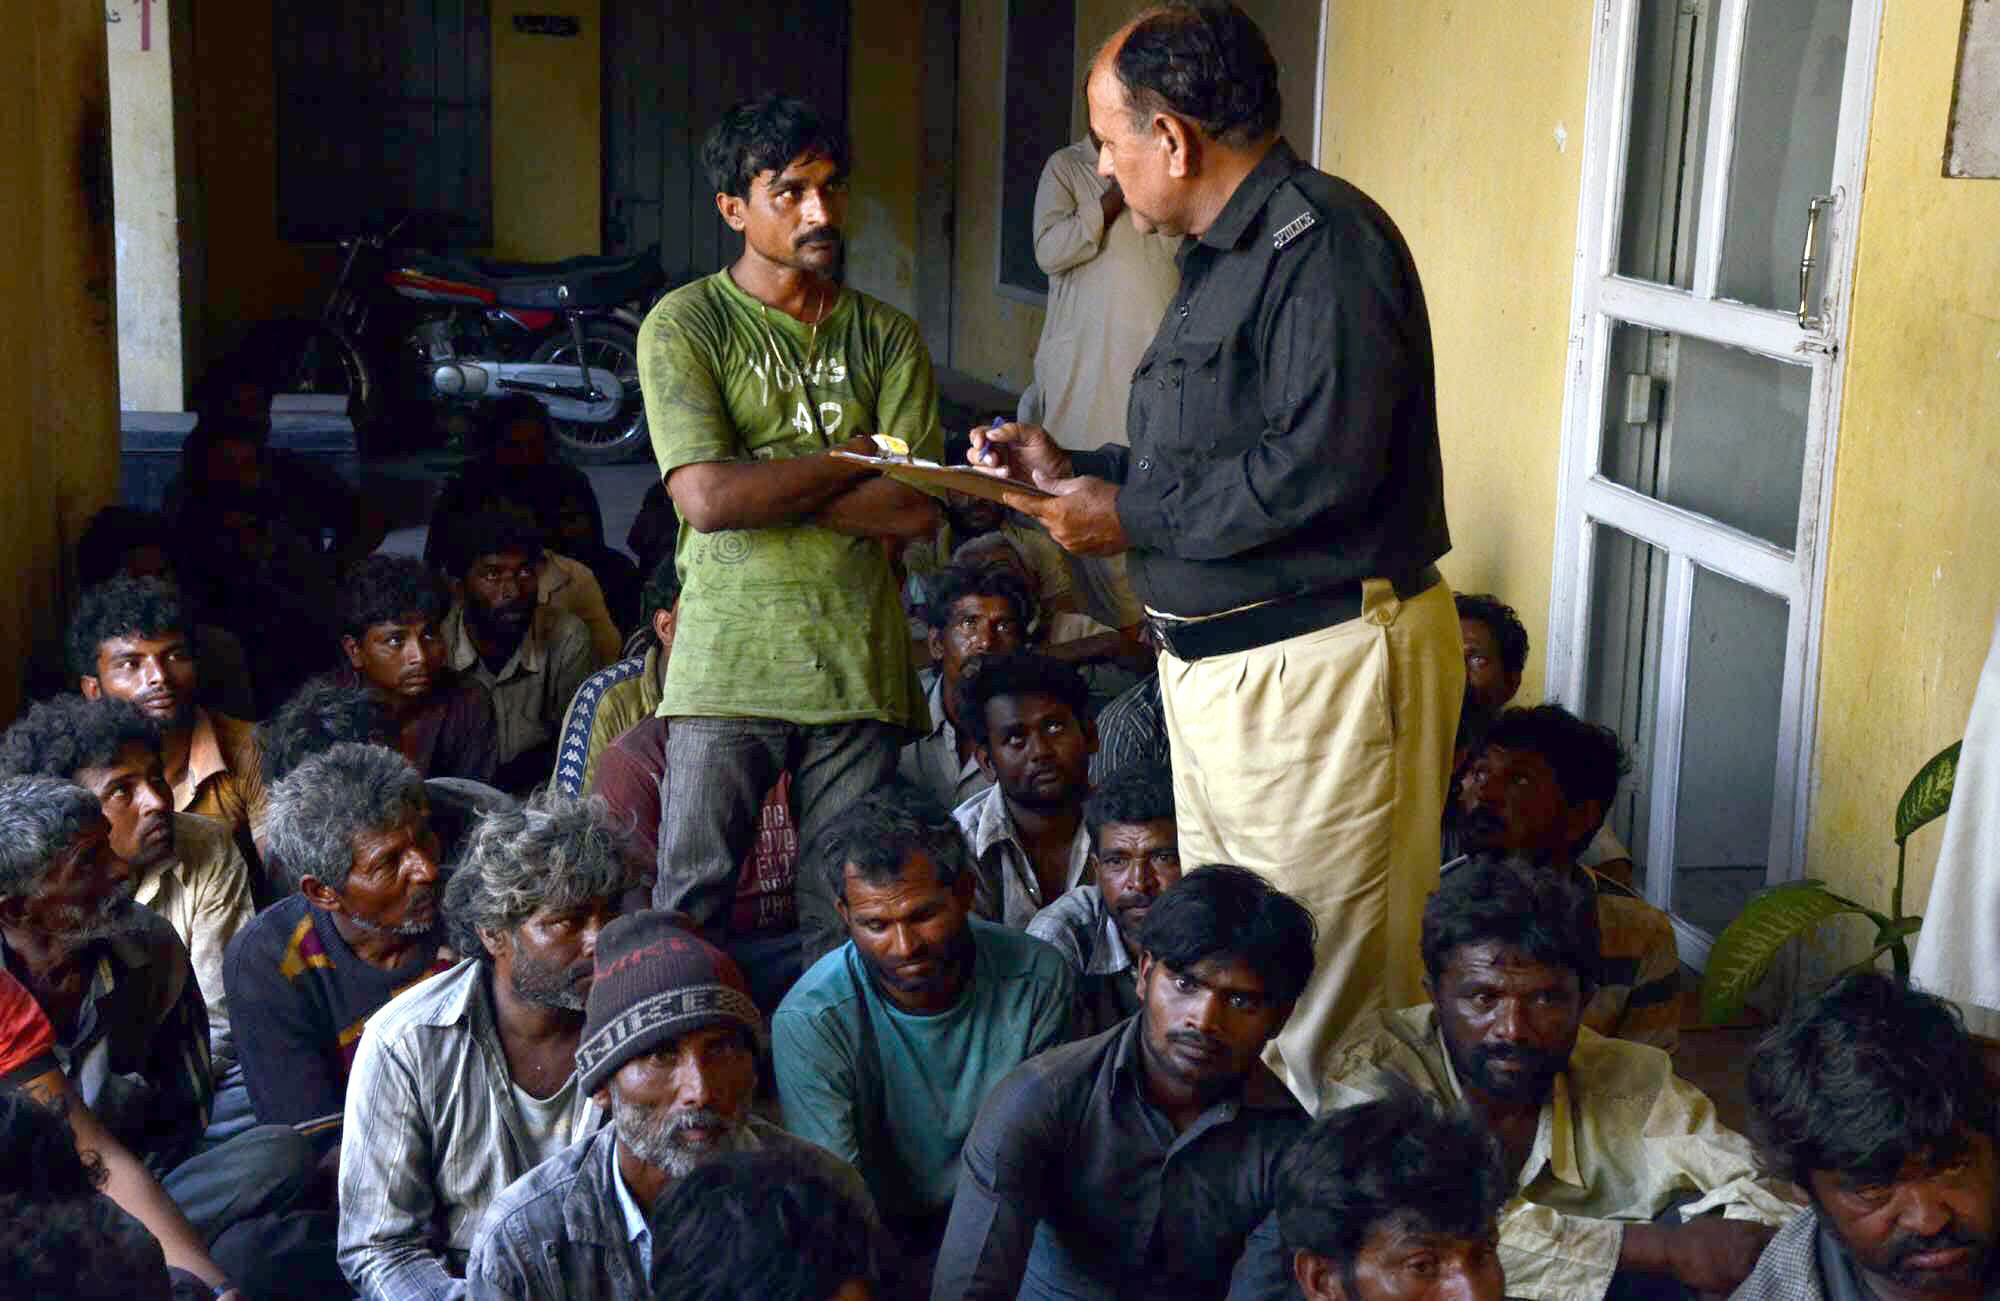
602, 0, 851, 282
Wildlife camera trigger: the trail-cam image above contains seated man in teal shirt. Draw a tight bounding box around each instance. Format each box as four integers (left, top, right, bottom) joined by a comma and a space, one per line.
772, 783, 1075, 1290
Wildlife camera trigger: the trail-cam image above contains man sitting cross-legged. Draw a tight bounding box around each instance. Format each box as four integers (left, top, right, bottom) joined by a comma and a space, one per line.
1277, 1091, 1510, 1301
0, 695, 253, 1070
558, 555, 802, 1013
897, 563, 1032, 815
774, 783, 1074, 1286
332, 553, 499, 784
1735, 971, 2000, 1301
337, 788, 629, 1298
1449, 704, 1680, 1051
223, 743, 452, 1176
435, 510, 597, 794
950, 652, 1099, 929
933, 865, 1315, 1300
1323, 856, 1793, 1301
0, 775, 319, 1277
71, 576, 265, 879
468, 912, 870, 1298
1026, 761, 1180, 1038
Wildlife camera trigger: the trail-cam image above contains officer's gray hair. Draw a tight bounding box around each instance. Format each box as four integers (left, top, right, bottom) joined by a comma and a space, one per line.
264, 742, 425, 894
0, 776, 104, 901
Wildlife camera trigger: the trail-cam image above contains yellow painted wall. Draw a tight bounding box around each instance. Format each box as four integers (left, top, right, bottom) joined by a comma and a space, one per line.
1804, 1, 2000, 942
1320, 3, 1595, 707
846, 0, 924, 318
1319, 3, 2000, 961
950, 0, 1046, 391
0, 0, 122, 718
491, 0, 602, 260
190, 0, 337, 362
189, 0, 605, 366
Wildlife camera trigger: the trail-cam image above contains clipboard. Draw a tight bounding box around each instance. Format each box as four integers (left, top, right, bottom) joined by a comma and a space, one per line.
830, 451, 1054, 502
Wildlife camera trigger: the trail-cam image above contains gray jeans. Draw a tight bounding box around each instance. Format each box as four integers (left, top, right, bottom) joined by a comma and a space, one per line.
656, 717, 902, 964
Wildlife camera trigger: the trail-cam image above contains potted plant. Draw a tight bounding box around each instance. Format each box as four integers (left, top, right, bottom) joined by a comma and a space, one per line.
1699, 739, 1961, 1025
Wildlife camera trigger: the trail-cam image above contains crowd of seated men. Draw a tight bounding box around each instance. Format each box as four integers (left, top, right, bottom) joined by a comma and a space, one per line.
11, 481, 1986, 1301
8, 79, 1998, 1301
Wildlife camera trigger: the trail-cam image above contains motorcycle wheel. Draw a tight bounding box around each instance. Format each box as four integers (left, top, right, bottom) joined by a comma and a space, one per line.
529, 321, 650, 464
257, 319, 383, 440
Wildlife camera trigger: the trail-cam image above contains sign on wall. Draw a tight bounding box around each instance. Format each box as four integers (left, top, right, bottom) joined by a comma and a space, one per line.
513, 14, 581, 37
1947, 0, 2000, 178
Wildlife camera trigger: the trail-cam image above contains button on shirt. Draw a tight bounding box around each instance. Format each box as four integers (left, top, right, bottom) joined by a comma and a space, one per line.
932, 1017, 1306, 1301
1068, 139, 1449, 619
953, 783, 1092, 928
1024, 886, 1141, 1040
1322, 1005, 1797, 1301
337, 958, 605, 1301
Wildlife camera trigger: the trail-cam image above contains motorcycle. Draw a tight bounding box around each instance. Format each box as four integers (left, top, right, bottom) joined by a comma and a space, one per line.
273, 212, 666, 463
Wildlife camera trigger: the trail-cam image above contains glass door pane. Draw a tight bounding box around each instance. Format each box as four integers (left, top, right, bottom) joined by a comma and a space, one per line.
1716, 0, 1853, 308
1599, 323, 1812, 548
1672, 567, 1788, 932
1583, 525, 1667, 888
1616, 0, 1719, 287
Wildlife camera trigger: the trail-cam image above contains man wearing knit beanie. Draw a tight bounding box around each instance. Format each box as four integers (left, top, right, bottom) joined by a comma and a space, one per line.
468, 911, 870, 1298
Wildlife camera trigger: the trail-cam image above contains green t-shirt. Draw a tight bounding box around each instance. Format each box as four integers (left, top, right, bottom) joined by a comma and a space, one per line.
639, 270, 943, 727
770, 919, 1076, 1222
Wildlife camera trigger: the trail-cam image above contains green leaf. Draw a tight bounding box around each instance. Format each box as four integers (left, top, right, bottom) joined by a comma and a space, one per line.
1700, 883, 1874, 1025
1896, 741, 1962, 845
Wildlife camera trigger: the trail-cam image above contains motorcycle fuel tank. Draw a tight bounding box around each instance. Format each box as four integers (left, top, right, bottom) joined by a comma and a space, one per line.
431, 362, 625, 423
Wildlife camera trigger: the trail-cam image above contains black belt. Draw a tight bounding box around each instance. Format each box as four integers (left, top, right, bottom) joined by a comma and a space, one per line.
1147, 564, 1441, 662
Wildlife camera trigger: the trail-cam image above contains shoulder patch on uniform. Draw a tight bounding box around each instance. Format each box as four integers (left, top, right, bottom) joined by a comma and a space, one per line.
1273, 211, 1317, 250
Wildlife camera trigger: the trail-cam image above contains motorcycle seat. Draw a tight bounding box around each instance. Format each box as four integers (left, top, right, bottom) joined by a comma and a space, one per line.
399, 249, 663, 310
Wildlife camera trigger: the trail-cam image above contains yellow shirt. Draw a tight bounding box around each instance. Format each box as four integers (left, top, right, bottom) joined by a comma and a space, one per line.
1322, 1005, 1798, 1301
134, 812, 256, 1066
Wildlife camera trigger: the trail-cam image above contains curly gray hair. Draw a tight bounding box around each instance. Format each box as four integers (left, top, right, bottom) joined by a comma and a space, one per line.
0, 776, 104, 901
443, 787, 632, 961
264, 742, 426, 895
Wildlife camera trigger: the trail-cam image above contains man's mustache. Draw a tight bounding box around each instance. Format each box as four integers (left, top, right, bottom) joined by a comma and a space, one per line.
1887, 1227, 1984, 1269
796, 226, 842, 248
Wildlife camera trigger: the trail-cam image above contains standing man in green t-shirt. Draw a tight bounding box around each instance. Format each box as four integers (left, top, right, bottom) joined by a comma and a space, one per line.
637, 94, 943, 973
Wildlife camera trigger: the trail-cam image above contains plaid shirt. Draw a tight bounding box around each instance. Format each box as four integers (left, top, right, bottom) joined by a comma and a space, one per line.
1731, 1209, 1851, 1301
337, 958, 604, 1301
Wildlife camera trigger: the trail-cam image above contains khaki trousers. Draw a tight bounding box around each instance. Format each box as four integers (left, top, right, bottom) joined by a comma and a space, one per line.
1158, 578, 1462, 1112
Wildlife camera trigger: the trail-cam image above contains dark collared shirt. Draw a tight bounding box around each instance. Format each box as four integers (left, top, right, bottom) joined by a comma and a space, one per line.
931, 1016, 1305, 1301
1071, 139, 1449, 619
2, 907, 213, 1172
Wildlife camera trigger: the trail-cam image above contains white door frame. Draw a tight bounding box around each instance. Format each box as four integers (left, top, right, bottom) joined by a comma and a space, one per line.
1546, 0, 1884, 966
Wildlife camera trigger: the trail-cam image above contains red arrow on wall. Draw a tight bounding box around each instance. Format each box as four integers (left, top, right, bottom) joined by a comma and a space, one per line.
138, 0, 153, 51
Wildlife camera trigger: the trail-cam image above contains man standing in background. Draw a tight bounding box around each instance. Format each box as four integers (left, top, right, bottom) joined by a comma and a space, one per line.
1018, 138, 1180, 630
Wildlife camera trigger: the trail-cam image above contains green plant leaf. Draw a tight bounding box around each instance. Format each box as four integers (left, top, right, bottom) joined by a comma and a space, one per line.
1896, 741, 1962, 845
1700, 883, 1874, 1025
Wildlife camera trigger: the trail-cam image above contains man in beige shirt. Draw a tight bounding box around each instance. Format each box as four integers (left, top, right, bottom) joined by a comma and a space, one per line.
1019, 138, 1180, 630
1323, 857, 1794, 1301
0, 694, 254, 1066
438, 511, 597, 794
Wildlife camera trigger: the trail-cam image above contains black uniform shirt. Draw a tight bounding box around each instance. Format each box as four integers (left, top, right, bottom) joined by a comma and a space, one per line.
1072, 139, 1450, 618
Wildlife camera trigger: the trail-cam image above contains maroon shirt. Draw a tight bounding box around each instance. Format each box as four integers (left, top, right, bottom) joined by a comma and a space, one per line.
590, 716, 798, 935
329, 665, 499, 784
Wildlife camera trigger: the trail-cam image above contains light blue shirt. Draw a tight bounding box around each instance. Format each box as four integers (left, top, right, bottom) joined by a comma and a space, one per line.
611, 1157, 652, 1284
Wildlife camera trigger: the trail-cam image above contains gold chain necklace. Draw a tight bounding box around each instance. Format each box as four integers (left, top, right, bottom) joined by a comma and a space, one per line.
759, 281, 832, 441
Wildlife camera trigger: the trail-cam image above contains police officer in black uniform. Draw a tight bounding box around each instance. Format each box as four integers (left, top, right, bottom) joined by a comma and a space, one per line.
970, 2, 1462, 1112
